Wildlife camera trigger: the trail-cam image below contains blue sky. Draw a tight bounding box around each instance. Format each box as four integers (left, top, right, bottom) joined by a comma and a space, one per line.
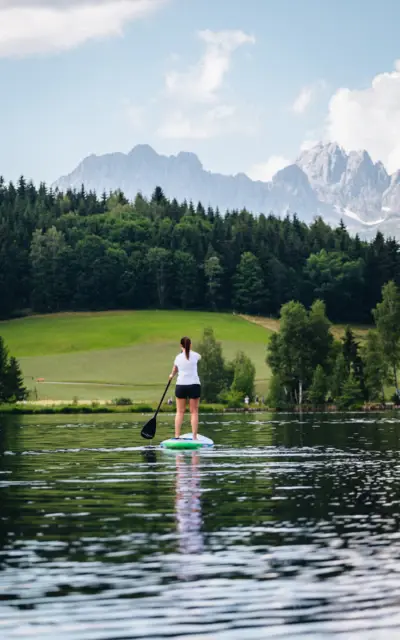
2, 0, 400, 185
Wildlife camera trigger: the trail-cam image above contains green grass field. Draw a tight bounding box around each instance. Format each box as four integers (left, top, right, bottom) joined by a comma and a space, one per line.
0, 311, 273, 403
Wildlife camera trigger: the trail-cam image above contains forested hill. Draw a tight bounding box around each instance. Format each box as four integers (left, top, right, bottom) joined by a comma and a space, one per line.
1, 177, 400, 323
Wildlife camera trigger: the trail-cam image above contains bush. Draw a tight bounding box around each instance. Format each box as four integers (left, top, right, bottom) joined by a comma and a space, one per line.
218, 389, 244, 408
230, 351, 255, 399
113, 397, 133, 406
336, 372, 364, 410
130, 404, 153, 412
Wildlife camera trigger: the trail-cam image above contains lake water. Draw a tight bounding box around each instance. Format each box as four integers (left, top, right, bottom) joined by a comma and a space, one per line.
1, 413, 400, 639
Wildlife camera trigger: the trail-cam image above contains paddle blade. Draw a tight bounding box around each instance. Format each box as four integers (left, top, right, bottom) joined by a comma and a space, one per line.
141, 416, 157, 440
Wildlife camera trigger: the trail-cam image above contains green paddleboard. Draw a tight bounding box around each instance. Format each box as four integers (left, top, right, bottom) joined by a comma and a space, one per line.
160, 433, 214, 450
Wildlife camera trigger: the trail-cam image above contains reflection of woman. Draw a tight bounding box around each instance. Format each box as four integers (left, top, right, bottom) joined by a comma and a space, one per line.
175, 452, 203, 555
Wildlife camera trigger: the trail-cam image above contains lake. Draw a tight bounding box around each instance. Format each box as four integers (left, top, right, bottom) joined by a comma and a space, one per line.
1, 412, 400, 639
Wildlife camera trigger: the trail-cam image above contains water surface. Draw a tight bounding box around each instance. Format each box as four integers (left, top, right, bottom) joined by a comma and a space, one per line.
1, 412, 400, 639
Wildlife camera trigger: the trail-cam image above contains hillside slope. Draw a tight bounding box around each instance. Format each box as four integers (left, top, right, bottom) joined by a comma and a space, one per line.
0, 311, 272, 402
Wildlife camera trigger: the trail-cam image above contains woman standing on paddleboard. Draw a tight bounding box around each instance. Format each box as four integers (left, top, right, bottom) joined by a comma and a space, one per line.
169, 337, 201, 440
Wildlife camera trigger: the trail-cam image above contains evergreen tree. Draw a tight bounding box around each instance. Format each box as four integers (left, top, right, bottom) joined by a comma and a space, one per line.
151, 186, 167, 204
204, 255, 223, 310
147, 247, 173, 308
0, 173, 399, 324
331, 352, 347, 401
4, 357, 27, 402
341, 326, 367, 399
337, 371, 364, 410
342, 326, 359, 373
173, 251, 198, 309
0, 336, 9, 402
0, 338, 27, 403
233, 252, 266, 314
197, 328, 227, 402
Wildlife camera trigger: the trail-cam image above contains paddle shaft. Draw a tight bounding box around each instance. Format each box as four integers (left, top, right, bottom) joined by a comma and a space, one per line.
155, 378, 172, 417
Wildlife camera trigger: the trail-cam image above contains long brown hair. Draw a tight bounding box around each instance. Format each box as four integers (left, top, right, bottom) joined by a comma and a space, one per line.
180, 336, 191, 360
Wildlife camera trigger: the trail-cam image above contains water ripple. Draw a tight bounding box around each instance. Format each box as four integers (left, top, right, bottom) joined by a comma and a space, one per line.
1, 412, 400, 638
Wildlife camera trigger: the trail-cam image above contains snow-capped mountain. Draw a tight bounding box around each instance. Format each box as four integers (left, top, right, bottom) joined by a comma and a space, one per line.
53, 143, 400, 239
296, 143, 391, 223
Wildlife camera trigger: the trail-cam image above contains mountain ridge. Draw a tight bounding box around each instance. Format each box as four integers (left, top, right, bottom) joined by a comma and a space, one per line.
53, 143, 400, 239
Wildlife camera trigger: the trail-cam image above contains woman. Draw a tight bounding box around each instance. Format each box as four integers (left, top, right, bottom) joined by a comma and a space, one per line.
169, 336, 201, 440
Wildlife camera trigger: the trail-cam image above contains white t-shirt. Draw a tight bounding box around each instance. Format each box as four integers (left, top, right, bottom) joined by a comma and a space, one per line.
174, 351, 201, 385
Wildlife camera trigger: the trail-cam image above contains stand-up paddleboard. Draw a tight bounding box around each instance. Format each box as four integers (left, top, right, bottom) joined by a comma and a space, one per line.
160, 433, 214, 450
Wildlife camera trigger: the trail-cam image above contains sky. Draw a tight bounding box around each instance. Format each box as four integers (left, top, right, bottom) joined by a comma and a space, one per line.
2, 0, 400, 185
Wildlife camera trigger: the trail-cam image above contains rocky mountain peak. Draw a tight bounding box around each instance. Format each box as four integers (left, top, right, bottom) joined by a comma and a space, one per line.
297, 142, 348, 186
175, 151, 203, 171
128, 144, 158, 159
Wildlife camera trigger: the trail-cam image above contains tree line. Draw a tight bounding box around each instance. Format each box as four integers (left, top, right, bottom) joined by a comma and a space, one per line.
1, 178, 400, 322
267, 281, 400, 409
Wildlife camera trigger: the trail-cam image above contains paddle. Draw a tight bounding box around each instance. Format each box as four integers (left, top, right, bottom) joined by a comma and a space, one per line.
141, 378, 172, 440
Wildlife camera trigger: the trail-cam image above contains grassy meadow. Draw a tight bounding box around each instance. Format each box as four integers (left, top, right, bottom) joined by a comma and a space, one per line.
0, 311, 273, 403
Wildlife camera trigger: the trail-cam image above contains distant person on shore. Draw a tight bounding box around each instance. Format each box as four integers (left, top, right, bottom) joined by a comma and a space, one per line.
244, 395, 250, 406
169, 337, 201, 440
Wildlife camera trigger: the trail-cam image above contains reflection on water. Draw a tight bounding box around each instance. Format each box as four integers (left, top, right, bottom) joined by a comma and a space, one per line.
175, 453, 203, 557
1, 413, 400, 638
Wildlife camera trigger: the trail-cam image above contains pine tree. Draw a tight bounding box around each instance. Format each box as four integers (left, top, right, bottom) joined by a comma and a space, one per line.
341, 326, 367, 399
204, 255, 223, 310
151, 186, 166, 204
342, 326, 359, 373
4, 357, 27, 402
337, 371, 364, 410
331, 352, 347, 401
233, 252, 266, 314
0, 336, 9, 402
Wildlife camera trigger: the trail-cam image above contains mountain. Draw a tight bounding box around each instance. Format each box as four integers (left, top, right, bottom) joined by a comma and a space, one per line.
53, 143, 400, 239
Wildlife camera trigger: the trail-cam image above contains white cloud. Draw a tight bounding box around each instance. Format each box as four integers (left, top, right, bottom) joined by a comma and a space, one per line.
158, 105, 236, 139
291, 80, 327, 115
291, 86, 315, 115
158, 29, 255, 140
247, 155, 290, 182
0, 0, 166, 57
165, 29, 255, 104
326, 60, 400, 173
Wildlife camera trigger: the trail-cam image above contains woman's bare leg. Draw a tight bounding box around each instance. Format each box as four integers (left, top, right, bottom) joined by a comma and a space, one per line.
175, 398, 186, 438
189, 397, 200, 440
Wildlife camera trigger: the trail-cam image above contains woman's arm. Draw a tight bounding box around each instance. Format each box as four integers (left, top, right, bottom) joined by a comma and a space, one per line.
169, 365, 178, 380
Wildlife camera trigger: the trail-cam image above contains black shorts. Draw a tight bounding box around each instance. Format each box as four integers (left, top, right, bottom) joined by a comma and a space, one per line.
175, 384, 201, 400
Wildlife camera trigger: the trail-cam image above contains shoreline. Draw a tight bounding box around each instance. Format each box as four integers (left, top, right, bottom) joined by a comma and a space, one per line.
1, 402, 399, 416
